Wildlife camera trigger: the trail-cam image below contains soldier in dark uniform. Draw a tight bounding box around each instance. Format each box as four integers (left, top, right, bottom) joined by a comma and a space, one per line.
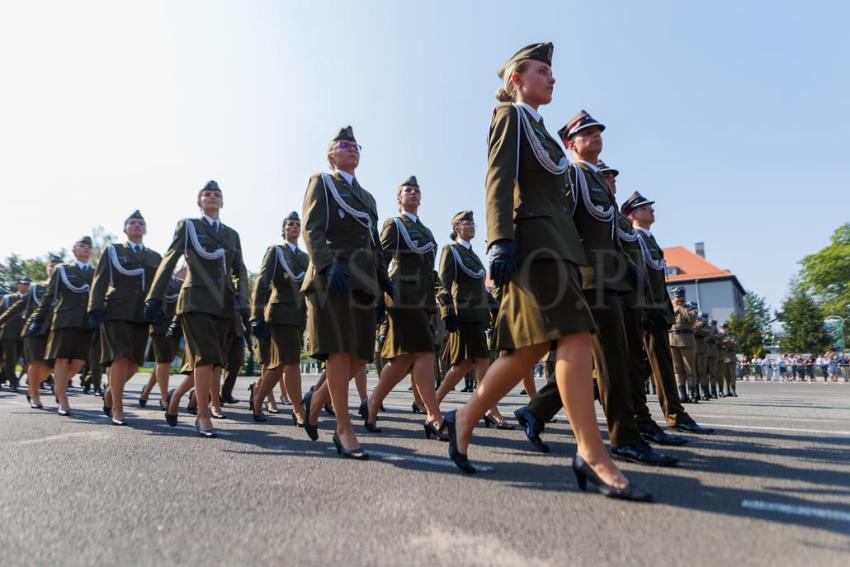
0, 259, 63, 407
299, 126, 391, 460
28, 237, 96, 416
146, 180, 248, 437
447, 43, 648, 500
362, 176, 447, 440
88, 210, 162, 425
250, 211, 309, 425
623, 192, 713, 434
0, 277, 31, 392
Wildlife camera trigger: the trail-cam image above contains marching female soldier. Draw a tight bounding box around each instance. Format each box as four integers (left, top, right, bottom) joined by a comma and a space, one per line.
445, 43, 647, 500
362, 176, 447, 440
145, 180, 248, 438
299, 126, 391, 460
28, 237, 96, 416
88, 210, 161, 425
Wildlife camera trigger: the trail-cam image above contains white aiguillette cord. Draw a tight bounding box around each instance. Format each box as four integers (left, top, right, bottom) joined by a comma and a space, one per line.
450, 245, 485, 280
185, 219, 226, 273
107, 244, 146, 290
512, 103, 568, 175
321, 173, 375, 245
571, 164, 616, 239
274, 245, 306, 284
637, 232, 666, 271
58, 265, 90, 294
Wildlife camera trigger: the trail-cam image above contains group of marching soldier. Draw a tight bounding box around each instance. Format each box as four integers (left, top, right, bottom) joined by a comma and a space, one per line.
0, 41, 746, 502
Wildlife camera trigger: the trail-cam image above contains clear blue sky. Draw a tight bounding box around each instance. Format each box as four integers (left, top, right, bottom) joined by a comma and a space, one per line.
1, 0, 847, 313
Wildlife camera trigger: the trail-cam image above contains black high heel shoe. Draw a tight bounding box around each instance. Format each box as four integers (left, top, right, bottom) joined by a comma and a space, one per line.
138, 391, 148, 408
363, 405, 382, 433
358, 400, 369, 420
323, 401, 335, 416
483, 413, 516, 430
411, 402, 424, 414
301, 390, 319, 441
444, 411, 475, 474
250, 386, 267, 422
571, 454, 652, 502
164, 389, 178, 427
27, 394, 43, 409
57, 407, 72, 417
111, 417, 127, 426
332, 432, 369, 460
424, 421, 449, 442
158, 399, 168, 412
195, 418, 217, 438
290, 409, 303, 427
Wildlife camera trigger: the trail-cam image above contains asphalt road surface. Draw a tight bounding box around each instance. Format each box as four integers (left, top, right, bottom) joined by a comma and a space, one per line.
2, 377, 849, 566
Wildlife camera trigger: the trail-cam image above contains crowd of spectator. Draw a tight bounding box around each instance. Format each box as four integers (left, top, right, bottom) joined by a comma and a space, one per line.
736, 353, 850, 382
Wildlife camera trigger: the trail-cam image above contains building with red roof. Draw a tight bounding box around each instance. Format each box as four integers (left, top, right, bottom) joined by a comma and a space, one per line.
664, 243, 744, 323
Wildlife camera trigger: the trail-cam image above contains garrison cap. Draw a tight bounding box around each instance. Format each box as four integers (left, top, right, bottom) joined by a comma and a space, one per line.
199, 180, 221, 196
48, 255, 64, 264
283, 211, 300, 225
332, 126, 357, 143
721, 322, 729, 329
76, 236, 93, 246
598, 160, 619, 177
710, 319, 718, 326
17, 276, 32, 284
399, 175, 419, 188
558, 109, 606, 140
498, 42, 554, 79
621, 191, 655, 216
700, 312, 709, 319
451, 210, 474, 225
671, 287, 686, 299
125, 209, 145, 224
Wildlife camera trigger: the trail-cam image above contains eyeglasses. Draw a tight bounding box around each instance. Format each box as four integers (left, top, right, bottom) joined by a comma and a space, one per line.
457, 221, 475, 227
336, 141, 362, 152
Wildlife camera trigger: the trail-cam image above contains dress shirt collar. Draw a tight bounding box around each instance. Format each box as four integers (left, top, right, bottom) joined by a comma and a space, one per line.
335, 169, 355, 186
456, 238, 472, 250
516, 101, 542, 123
402, 211, 418, 223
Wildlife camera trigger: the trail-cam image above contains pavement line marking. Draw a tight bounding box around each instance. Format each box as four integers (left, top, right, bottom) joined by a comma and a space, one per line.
703, 423, 850, 436
325, 447, 494, 471
741, 500, 850, 522
15, 431, 113, 445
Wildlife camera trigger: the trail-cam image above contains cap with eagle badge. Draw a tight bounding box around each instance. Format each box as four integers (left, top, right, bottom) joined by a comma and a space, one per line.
558, 110, 606, 140
597, 160, 619, 178
620, 191, 655, 216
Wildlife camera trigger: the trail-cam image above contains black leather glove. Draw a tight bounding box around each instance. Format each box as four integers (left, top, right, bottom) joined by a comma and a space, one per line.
251, 318, 271, 340
144, 298, 164, 325
322, 262, 351, 296
87, 309, 107, 329
443, 312, 459, 333
488, 239, 518, 286
26, 316, 44, 337
165, 319, 182, 339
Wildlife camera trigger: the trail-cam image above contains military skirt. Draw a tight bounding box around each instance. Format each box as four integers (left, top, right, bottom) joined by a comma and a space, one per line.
381, 308, 434, 360
443, 322, 489, 365
493, 259, 596, 351
268, 325, 302, 368
46, 327, 94, 362
24, 334, 48, 363
150, 334, 180, 364
100, 320, 148, 366
306, 289, 375, 362
179, 312, 231, 368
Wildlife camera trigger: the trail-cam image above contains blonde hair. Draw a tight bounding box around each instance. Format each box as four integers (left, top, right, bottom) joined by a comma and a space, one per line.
496, 60, 529, 102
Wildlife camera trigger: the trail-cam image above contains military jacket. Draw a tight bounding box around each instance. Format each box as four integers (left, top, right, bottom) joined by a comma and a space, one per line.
252, 243, 309, 327
706, 323, 720, 357
485, 103, 587, 267
300, 172, 387, 296
380, 215, 437, 312
33, 262, 94, 330
147, 218, 247, 319
89, 243, 162, 323
635, 229, 675, 325
569, 162, 632, 292
438, 243, 489, 324
150, 276, 181, 336
0, 293, 26, 340
694, 317, 709, 355
669, 304, 697, 348
0, 285, 48, 338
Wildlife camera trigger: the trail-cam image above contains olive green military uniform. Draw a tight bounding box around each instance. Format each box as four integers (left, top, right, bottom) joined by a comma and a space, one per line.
0, 292, 26, 385
380, 207, 438, 359
3, 284, 50, 363
301, 167, 387, 362
89, 241, 162, 366
669, 303, 698, 392
147, 215, 248, 368
438, 239, 491, 364
720, 332, 739, 395
149, 276, 181, 364
706, 322, 721, 397
34, 261, 95, 362
252, 242, 309, 368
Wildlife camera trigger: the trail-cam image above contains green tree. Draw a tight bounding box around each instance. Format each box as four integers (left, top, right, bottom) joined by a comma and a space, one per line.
743, 291, 773, 347
727, 313, 765, 358
778, 281, 830, 353
90, 225, 118, 267
799, 223, 850, 320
